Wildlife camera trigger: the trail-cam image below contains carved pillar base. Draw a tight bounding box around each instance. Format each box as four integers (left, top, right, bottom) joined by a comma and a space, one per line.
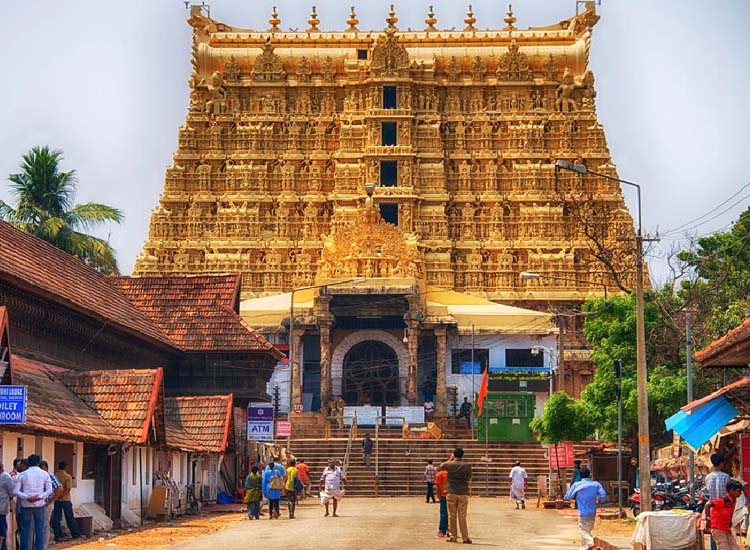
435, 326, 448, 416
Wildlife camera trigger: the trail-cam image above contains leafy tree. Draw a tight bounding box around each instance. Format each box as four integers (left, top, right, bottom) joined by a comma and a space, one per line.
678, 207, 750, 344
0, 146, 124, 273
530, 391, 594, 496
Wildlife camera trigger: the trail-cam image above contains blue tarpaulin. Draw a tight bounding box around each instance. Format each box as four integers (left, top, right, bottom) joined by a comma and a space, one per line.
665, 395, 739, 449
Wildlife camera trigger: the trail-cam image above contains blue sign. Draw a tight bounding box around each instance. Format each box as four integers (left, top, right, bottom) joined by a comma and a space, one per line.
247, 402, 274, 441
0, 386, 27, 424
460, 361, 482, 374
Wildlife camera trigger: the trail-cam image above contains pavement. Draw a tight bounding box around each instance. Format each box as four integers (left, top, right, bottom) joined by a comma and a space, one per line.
171, 497, 582, 550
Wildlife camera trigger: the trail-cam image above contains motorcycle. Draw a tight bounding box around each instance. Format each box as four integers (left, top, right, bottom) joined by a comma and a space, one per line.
629, 488, 667, 517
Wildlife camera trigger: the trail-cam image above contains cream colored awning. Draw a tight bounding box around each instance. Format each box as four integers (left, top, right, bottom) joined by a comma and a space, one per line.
425, 289, 556, 334
240, 286, 557, 334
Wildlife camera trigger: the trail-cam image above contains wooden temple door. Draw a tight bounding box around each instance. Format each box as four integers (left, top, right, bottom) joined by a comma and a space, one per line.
342, 341, 400, 406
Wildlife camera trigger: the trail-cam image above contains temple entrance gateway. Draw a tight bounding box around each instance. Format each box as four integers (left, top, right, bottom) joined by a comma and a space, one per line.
342, 340, 400, 406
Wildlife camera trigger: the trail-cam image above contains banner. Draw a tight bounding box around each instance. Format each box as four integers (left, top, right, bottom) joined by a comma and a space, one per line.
548, 442, 575, 469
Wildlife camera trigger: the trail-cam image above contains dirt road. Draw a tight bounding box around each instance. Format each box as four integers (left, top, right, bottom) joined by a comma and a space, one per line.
171, 497, 582, 550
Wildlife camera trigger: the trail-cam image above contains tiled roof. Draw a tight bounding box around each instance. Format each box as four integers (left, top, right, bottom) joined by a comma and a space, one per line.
695, 318, 750, 367
0, 221, 173, 348
109, 274, 281, 355
61, 368, 164, 445
165, 394, 233, 453
12, 356, 125, 443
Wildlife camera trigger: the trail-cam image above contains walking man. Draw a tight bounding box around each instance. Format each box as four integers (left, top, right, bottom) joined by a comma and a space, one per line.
296, 459, 310, 498
564, 467, 606, 550
424, 460, 437, 503
284, 459, 299, 519
0, 462, 15, 550
319, 459, 345, 517
362, 434, 373, 468
509, 461, 528, 510
52, 461, 80, 542
439, 447, 472, 544
244, 466, 262, 520
14, 454, 52, 550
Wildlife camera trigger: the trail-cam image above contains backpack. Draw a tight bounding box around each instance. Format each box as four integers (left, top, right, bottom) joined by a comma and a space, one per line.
293, 475, 304, 492
269, 473, 284, 490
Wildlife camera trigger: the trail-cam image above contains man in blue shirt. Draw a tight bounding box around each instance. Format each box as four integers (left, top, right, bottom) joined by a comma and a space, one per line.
564, 468, 606, 550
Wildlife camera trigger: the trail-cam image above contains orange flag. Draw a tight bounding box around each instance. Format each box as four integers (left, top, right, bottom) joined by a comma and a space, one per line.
476, 367, 489, 418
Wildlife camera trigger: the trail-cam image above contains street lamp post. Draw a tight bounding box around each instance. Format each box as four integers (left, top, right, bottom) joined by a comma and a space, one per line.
289, 277, 366, 412
555, 159, 651, 511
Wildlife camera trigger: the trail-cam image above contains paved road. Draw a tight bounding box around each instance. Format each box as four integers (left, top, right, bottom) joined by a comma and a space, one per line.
171, 497, 581, 550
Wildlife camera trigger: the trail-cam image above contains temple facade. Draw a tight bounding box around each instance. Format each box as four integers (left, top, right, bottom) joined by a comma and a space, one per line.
136, 3, 637, 422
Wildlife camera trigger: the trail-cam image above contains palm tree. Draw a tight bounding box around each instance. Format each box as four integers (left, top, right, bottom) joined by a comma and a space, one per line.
0, 146, 124, 274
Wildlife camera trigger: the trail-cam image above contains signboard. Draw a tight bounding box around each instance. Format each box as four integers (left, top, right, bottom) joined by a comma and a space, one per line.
276, 421, 292, 438
548, 442, 575, 469
0, 386, 27, 424
343, 406, 380, 427
385, 406, 425, 426
247, 402, 274, 441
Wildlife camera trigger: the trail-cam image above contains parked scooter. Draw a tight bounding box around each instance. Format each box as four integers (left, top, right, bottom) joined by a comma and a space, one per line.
629, 488, 667, 517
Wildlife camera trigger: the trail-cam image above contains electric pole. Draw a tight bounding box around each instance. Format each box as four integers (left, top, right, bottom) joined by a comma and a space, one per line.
635, 229, 651, 510
686, 311, 695, 498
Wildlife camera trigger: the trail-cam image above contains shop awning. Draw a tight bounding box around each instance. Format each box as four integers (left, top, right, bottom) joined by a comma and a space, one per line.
665, 395, 739, 449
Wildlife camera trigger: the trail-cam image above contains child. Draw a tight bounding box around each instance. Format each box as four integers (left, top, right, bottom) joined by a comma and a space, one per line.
244, 466, 262, 520
705, 478, 743, 550
435, 468, 448, 538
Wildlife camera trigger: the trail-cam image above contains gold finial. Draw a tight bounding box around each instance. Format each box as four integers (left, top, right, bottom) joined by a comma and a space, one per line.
425, 5, 437, 31
464, 5, 477, 31
268, 6, 281, 33
386, 4, 398, 29
503, 4, 517, 30
347, 6, 359, 32
307, 6, 320, 32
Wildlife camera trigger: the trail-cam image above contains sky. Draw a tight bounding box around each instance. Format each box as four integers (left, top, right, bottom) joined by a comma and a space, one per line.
2, 0, 749, 284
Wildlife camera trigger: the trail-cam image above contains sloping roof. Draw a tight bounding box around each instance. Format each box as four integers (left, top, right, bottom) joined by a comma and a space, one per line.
62, 368, 164, 445
0, 221, 174, 349
695, 319, 750, 368
109, 275, 281, 356
12, 356, 125, 443
165, 395, 233, 453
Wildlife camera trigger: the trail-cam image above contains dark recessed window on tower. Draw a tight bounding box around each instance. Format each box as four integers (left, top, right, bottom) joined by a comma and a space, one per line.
381, 122, 397, 146
357, 49, 368, 60
383, 86, 397, 109
379, 203, 398, 225
380, 161, 398, 187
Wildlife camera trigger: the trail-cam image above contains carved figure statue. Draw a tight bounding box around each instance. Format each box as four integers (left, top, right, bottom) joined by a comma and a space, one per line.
556, 68, 580, 112
205, 71, 227, 115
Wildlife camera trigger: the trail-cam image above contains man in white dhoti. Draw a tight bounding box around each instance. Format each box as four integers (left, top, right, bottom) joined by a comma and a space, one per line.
319, 459, 346, 517
509, 461, 528, 510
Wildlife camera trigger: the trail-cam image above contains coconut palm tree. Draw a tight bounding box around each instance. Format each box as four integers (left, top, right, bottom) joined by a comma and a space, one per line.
0, 146, 124, 274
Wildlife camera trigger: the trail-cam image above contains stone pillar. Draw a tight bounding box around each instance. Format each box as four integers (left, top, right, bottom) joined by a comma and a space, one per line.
291, 329, 304, 410
319, 322, 332, 406
435, 326, 448, 416
406, 322, 420, 404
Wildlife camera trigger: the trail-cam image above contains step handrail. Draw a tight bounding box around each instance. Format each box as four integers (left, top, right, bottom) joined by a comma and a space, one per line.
342, 412, 357, 475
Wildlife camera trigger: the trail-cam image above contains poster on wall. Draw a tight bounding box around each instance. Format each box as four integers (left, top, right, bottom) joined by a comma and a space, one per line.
247, 402, 274, 441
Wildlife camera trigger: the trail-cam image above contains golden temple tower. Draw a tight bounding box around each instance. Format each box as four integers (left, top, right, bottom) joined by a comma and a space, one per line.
136, 1, 635, 312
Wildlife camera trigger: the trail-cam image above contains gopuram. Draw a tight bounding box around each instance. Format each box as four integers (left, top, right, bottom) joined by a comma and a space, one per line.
136, 3, 638, 427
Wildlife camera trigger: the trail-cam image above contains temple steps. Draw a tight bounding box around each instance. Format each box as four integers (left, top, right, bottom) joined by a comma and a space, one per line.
289, 438, 555, 497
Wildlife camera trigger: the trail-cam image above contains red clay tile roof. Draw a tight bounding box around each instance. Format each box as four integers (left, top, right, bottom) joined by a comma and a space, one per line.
61, 368, 164, 445
0, 221, 173, 349
109, 275, 280, 355
165, 394, 233, 453
12, 356, 125, 443
695, 318, 750, 367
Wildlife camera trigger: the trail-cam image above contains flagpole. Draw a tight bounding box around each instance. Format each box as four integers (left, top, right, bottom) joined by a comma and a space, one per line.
471, 323, 475, 440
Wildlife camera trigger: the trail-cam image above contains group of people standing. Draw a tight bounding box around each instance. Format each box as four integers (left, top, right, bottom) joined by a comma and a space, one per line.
0, 454, 80, 550
243, 456, 346, 521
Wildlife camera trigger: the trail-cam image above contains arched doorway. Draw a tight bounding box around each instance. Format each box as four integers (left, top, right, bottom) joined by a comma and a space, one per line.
342, 340, 400, 406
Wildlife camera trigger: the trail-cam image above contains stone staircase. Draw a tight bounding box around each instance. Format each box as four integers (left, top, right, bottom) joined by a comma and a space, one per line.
289, 437, 552, 498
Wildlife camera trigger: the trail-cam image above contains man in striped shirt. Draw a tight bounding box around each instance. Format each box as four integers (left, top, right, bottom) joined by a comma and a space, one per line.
424, 460, 437, 503
705, 453, 730, 550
